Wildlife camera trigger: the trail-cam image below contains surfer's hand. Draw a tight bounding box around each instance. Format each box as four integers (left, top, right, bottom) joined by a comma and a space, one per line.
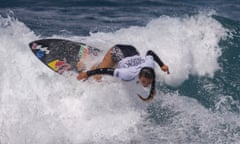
161, 65, 170, 74
77, 72, 88, 81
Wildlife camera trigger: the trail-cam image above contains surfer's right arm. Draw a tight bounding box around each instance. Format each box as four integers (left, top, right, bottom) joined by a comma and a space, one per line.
77, 68, 133, 81
77, 68, 115, 80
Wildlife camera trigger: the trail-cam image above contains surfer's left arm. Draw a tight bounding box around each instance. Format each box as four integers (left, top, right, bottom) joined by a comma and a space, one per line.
77, 68, 115, 80
146, 50, 170, 74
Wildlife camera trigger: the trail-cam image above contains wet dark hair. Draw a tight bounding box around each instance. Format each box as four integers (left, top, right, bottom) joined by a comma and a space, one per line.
139, 67, 155, 79
137, 67, 156, 102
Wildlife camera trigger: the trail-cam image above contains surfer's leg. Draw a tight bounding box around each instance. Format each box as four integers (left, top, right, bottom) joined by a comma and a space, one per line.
90, 48, 115, 81
98, 48, 116, 68
97, 46, 125, 69
91, 47, 124, 81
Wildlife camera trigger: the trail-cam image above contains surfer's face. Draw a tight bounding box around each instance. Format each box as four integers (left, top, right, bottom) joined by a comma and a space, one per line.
139, 76, 152, 87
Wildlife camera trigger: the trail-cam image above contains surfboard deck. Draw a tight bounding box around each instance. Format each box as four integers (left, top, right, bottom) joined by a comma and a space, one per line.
29, 39, 102, 74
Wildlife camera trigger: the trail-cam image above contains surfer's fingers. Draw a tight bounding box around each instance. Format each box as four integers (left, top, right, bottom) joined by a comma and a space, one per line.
161, 65, 170, 74
77, 72, 88, 80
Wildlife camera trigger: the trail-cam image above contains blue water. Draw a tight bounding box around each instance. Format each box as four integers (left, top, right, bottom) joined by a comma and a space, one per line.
0, 0, 240, 144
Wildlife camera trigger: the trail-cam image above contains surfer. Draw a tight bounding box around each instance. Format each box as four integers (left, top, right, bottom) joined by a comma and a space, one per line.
77, 44, 169, 102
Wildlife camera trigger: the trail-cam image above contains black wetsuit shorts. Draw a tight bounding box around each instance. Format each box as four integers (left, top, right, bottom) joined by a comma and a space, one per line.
110, 44, 140, 63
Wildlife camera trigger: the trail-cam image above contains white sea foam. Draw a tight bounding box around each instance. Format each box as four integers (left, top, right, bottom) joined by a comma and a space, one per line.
1, 13, 238, 144
86, 14, 228, 86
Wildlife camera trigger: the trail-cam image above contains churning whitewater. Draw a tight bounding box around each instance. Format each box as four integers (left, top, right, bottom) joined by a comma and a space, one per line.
0, 11, 240, 144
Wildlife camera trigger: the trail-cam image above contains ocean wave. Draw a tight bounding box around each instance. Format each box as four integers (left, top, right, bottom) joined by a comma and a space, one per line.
0, 11, 240, 144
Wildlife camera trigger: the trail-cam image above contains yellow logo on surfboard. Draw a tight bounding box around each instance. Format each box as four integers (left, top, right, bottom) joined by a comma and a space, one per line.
48, 58, 71, 74
48, 59, 59, 71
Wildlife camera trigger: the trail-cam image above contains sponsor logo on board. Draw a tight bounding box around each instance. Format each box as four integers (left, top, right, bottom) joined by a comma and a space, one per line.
48, 58, 71, 74
78, 45, 89, 58
31, 43, 50, 55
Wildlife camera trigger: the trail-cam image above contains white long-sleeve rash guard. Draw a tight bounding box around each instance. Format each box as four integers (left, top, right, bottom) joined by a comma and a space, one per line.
86, 50, 164, 80
113, 55, 155, 81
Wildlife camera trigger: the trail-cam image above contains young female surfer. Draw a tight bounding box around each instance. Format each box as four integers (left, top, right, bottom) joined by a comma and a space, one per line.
77, 44, 169, 102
